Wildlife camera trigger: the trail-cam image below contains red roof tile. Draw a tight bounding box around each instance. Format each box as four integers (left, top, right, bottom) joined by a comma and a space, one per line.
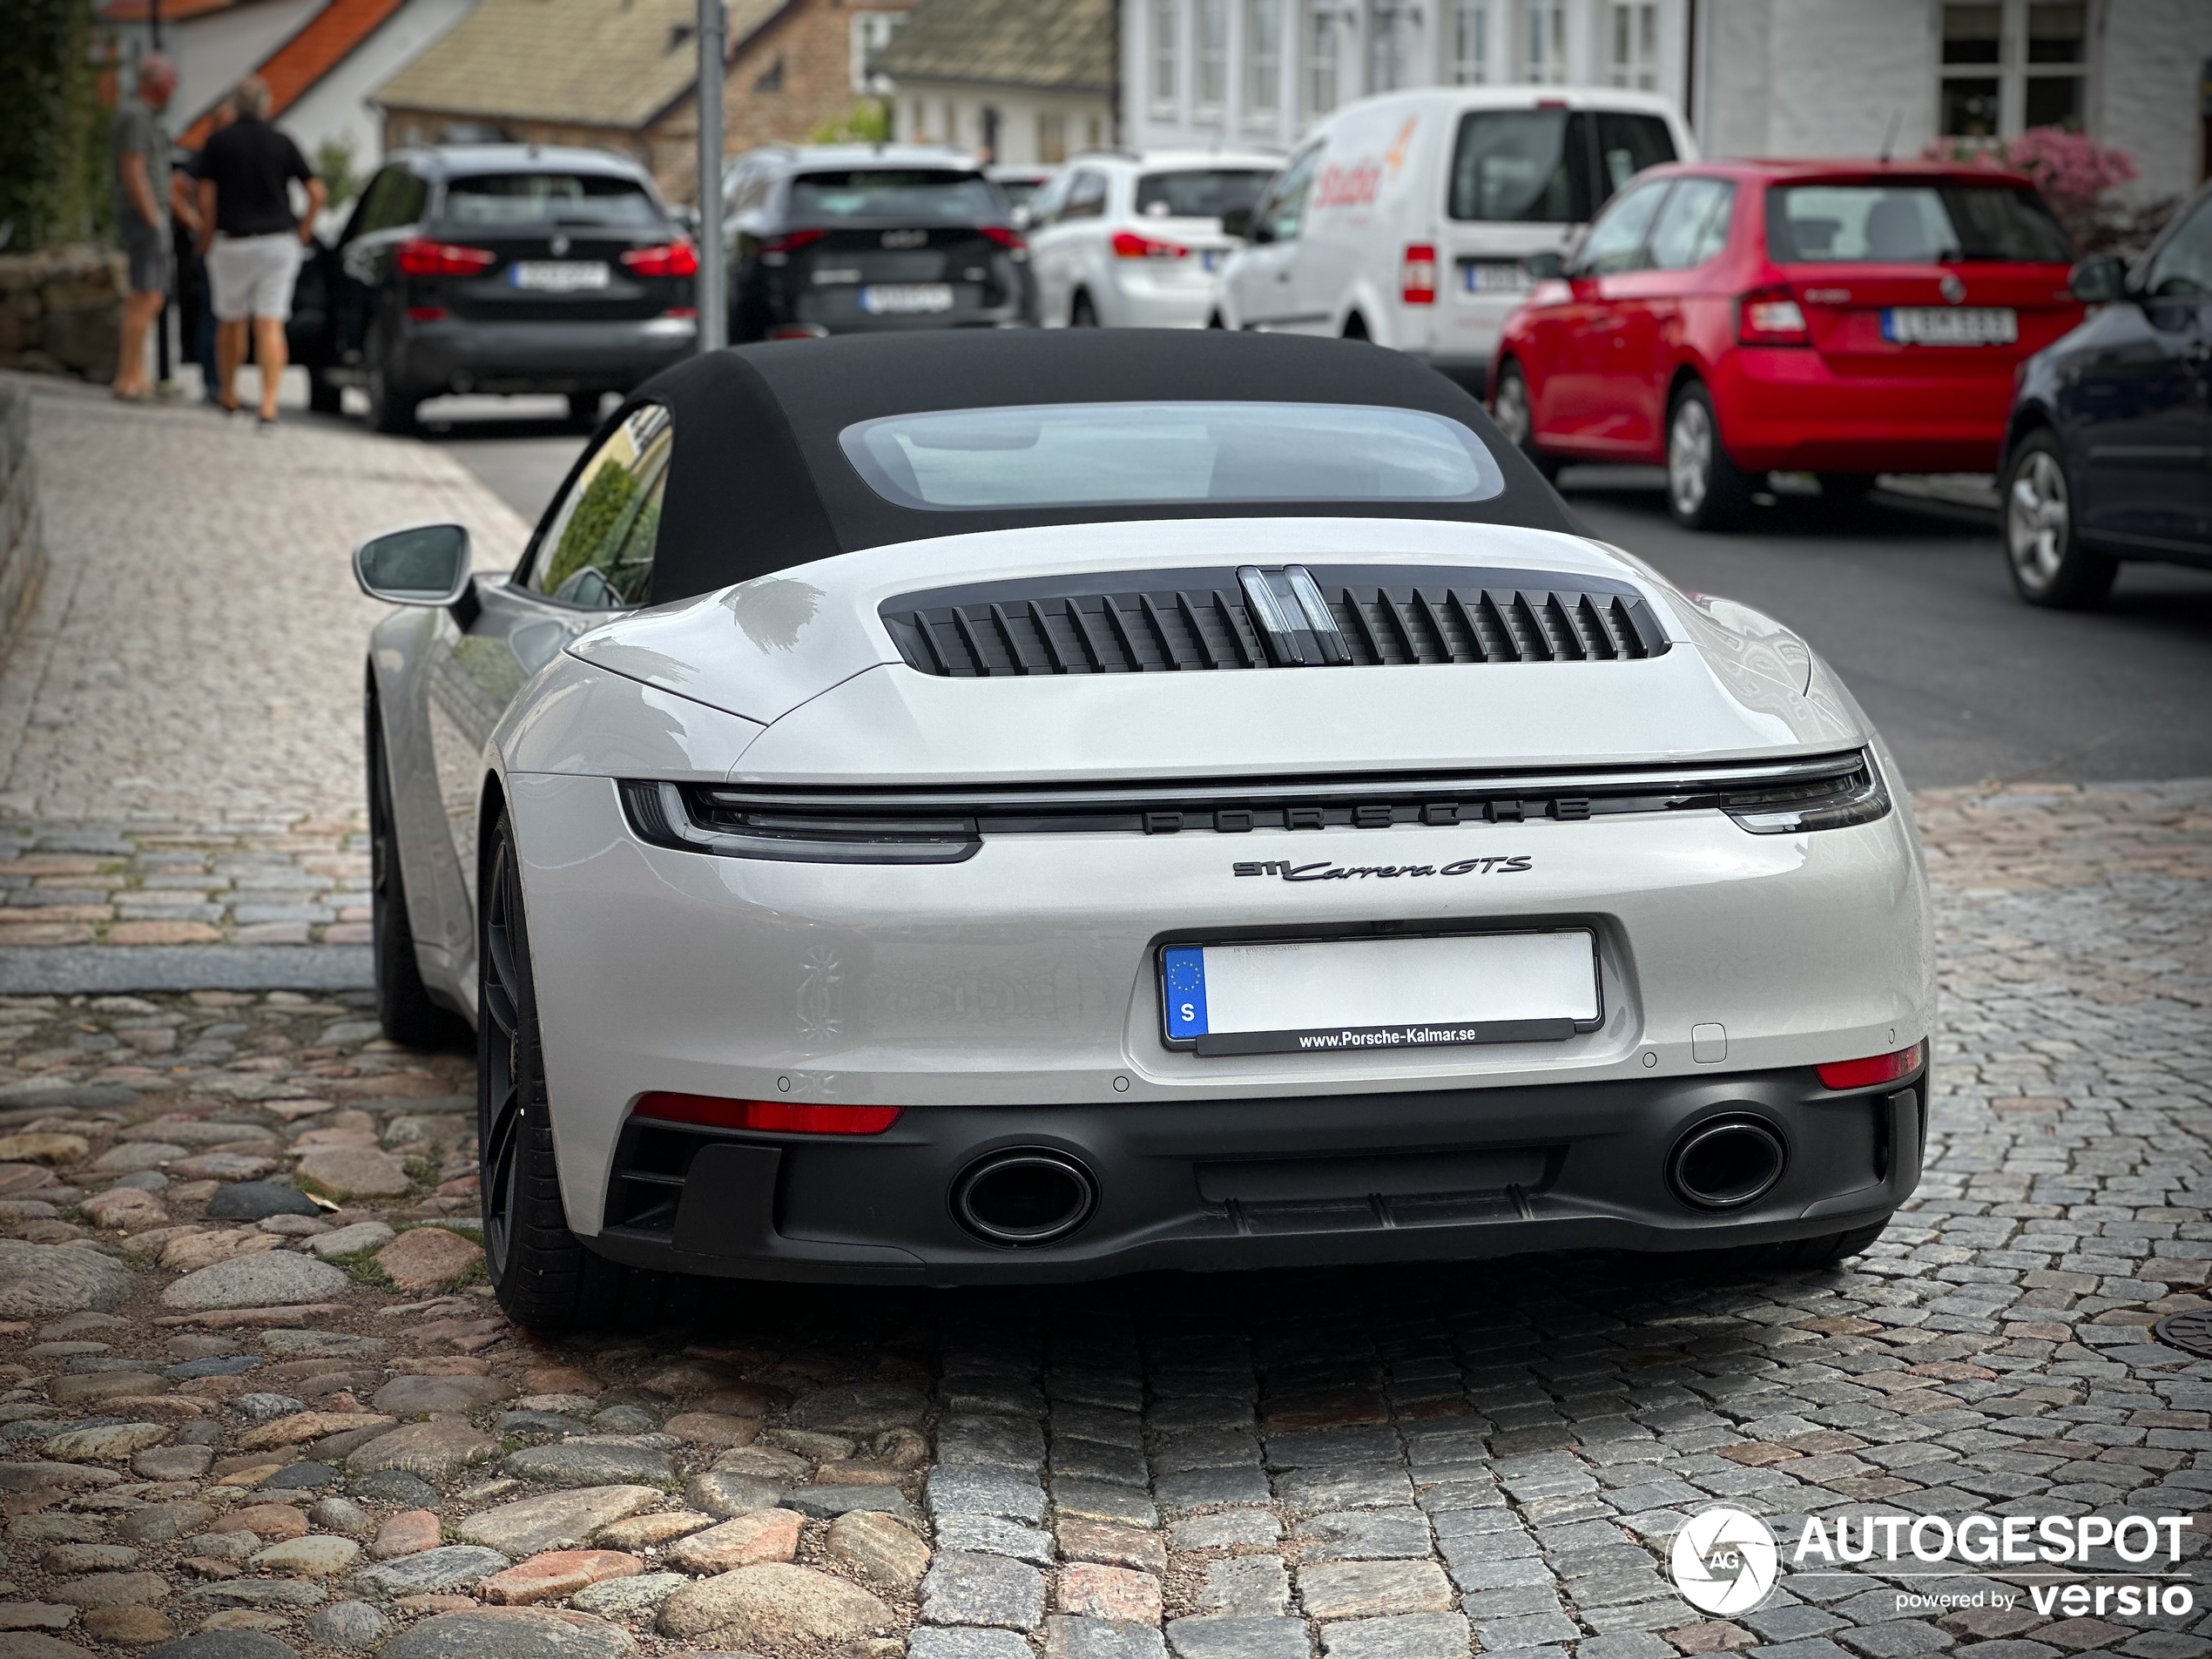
179, 0, 411, 146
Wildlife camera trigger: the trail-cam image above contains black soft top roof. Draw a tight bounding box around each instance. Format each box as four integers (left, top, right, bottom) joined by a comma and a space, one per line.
563, 331, 1580, 607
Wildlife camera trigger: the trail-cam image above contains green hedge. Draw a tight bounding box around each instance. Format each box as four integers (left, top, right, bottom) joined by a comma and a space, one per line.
0, 0, 101, 251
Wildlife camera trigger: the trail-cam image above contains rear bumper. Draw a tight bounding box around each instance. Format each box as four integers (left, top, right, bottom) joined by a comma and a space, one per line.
1105, 271, 1223, 329
397, 316, 696, 395
585, 1067, 1923, 1285
1712, 347, 2017, 474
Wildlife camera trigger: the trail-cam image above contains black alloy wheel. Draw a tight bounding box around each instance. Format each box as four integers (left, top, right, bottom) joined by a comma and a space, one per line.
368, 692, 460, 1049
478, 812, 669, 1330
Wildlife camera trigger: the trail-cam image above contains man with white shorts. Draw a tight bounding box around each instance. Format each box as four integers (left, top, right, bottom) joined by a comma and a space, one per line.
195, 77, 324, 428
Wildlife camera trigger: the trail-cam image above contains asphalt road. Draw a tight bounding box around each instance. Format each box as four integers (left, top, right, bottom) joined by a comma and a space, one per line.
394, 397, 2212, 792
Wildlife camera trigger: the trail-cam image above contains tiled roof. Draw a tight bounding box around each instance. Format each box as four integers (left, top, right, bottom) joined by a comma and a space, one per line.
372, 0, 787, 129
871, 0, 1113, 94
177, 0, 413, 145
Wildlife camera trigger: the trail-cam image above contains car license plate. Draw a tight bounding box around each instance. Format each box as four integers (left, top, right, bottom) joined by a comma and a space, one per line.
1461, 260, 1532, 294
860, 283, 955, 314
509, 261, 610, 292
1160, 930, 1600, 1056
1201, 251, 1221, 273
1882, 306, 2016, 345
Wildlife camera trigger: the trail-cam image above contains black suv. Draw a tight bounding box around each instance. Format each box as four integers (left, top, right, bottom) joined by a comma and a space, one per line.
292, 145, 699, 432
721, 144, 1032, 341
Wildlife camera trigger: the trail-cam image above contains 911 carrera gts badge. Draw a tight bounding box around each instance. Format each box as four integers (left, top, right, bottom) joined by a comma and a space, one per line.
1233, 856, 1532, 880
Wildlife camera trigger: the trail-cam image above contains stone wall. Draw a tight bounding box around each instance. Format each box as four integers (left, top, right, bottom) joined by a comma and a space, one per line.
0, 246, 125, 383
0, 381, 48, 664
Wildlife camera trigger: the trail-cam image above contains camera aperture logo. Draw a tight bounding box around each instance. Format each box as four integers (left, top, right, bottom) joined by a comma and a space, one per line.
1670, 1508, 1780, 1615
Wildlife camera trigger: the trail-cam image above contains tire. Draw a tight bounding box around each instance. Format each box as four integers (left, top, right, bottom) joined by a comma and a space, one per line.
1817, 471, 1877, 502
1665, 381, 1754, 530
2003, 428, 2116, 609
1069, 292, 1098, 327
1341, 314, 1369, 341
1205, 312, 1226, 329
565, 392, 603, 432
365, 334, 416, 435
479, 810, 671, 1331
1491, 361, 1560, 482
307, 368, 341, 415
368, 695, 462, 1051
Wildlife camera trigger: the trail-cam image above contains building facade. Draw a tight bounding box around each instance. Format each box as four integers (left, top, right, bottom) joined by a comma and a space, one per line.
1125, 0, 2210, 203
872, 0, 1115, 165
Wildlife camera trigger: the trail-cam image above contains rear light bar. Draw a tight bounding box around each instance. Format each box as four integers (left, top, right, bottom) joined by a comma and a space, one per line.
1112, 229, 1188, 260
1816, 1042, 1925, 1091
633, 1092, 901, 1135
620, 239, 698, 278
396, 237, 497, 277
1737, 285, 1810, 345
1723, 763, 1891, 835
1401, 243, 1438, 306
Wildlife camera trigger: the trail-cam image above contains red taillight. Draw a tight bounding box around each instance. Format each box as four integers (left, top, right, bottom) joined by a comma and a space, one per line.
633, 1092, 902, 1135
1737, 284, 1810, 345
661, 306, 698, 320
620, 239, 698, 278
761, 228, 827, 258
981, 226, 1026, 252
767, 322, 830, 341
404, 306, 447, 322
1401, 243, 1438, 305
1111, 229, 1188, 260
1815, 1042, 1925, 1091
395, 237, 497, 277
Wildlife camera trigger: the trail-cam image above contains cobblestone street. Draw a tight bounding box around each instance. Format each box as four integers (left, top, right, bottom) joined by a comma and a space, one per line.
3, 371, 2211, 1659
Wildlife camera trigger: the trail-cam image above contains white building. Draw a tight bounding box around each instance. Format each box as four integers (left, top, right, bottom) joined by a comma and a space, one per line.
874, 0, 1116, 165
1125, 0, 2211, 204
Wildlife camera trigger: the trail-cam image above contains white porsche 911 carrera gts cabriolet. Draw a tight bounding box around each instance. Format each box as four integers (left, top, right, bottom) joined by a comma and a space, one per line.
354, 330, 1931, 1329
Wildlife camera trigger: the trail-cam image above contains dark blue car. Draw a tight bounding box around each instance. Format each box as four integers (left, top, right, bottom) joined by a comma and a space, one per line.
1999, 184, 2212, 607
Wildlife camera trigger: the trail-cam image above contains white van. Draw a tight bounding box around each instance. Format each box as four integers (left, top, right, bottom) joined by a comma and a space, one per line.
1213, 86, 1695, 396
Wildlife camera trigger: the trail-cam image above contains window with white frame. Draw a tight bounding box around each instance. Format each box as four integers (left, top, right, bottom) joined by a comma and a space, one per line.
1197, 0, 1229, 112
849, 11, 904, 95
1245, 0, 1282, 122
1150, 0, 1180, 111
1608, 1, 1656, 89
1037, 111, 1068, 164
1449, 0, 1488, 84
1939, 1, 2087, 138
1524, 0, 1566, 83
1307, 3, 1340, 115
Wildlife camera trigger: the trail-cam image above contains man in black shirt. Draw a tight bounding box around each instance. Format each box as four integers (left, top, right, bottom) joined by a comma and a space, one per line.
195, 77, 325, 428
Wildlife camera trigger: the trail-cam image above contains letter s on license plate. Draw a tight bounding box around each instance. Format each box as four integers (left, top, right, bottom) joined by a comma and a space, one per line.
1160, 930, 1601, 1056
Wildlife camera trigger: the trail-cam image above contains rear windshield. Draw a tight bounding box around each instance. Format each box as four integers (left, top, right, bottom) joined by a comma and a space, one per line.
442, 173, 661, 228
840, 401, 1505, 510
789, 170, 1001, 221
1136, 171, 1273, 219
1448, 109, 1676, 224
1766, 183, 2074, 263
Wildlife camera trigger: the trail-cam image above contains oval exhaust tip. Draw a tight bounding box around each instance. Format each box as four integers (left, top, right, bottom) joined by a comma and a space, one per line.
1669, 1116, 1785, 1210
954, 1151, 1096, 1246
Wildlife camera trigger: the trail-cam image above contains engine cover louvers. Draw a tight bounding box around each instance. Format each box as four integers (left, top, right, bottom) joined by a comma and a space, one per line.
880, 563, 1670, 677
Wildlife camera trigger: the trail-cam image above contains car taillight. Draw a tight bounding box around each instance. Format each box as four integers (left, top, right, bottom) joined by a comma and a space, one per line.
760, 228, 827, 264
395, 237, 497, 277
661, 307, 698, 320
1815, 1042, 1925, 1090
1401, 243, 1438, 305
767, 322, 830, 340
632, 1092, 901, 1135
981, 226, 1027, 252
620, 239, 698, 277
1111, 229, 1187, 260
1737, 285, 1810, 345
404, 306, 447, 322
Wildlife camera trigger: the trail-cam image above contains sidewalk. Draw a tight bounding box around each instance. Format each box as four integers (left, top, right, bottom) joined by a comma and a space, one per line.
0, 374, 529, 983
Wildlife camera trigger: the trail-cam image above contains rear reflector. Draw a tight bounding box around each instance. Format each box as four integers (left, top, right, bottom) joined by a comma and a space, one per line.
1816, 1041, 1924, 1090
632, 1092, 901, 1135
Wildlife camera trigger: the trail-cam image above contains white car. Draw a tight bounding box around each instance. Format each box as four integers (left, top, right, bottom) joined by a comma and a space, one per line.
354, 329, 1930, 1328
1214, 85, 1694, 396
1027, 150, 1280, 328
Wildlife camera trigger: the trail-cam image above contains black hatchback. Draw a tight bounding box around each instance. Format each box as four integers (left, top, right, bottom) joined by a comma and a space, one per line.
721, 144, 1032, 342
292, 145, 699, 433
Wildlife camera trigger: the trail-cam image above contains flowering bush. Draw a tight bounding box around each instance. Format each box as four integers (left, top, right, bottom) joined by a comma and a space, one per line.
1923, 127, 2169, 255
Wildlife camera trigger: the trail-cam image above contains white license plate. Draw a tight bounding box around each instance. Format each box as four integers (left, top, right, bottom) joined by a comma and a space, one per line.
1201, 251, 1221, 273
1883, 306, 2016, 345
860, 283, 955, 314
1462, 260, 1532, 294
1161, 930, 1600, 1056
510, 261, 610, 292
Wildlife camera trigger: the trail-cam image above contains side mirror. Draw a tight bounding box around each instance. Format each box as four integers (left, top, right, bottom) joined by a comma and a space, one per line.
2068, 254, 2127, 304
1524, 250, 1567, 281
354, 523, 471, 606
1220, 205, 1254, 241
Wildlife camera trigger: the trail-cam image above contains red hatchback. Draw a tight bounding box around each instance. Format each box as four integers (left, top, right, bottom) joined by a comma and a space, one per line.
1489, 160, 2082, 528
